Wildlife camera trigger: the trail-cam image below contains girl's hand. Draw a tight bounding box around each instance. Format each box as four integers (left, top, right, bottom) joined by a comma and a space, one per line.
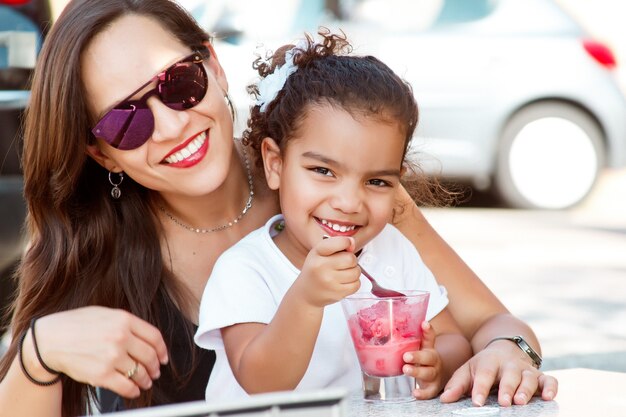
440, 340, 558, 406
402, 321, 443, 400
33, 306, 169, 398
295, 236, 361, 308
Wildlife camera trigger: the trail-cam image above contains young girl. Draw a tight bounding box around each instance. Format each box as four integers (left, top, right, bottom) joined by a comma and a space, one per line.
195, 30, 472, 400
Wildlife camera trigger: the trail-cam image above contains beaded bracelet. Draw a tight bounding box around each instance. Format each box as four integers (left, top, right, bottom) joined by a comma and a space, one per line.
17, 322, 61, 386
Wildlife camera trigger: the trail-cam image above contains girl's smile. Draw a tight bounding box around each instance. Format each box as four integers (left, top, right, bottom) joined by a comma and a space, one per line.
316, 217, 360, 236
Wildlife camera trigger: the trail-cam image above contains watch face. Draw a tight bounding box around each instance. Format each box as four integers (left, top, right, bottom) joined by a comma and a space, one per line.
515, 336, 542, 368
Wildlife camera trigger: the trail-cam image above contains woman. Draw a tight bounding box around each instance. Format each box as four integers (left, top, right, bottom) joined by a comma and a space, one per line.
0, 0, 556, 415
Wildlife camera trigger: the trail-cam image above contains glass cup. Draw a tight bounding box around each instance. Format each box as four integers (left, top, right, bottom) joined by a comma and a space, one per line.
341, 290, 430, 403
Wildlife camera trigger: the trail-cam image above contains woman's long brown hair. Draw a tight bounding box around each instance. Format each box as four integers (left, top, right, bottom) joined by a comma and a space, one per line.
0, 0, 211, 415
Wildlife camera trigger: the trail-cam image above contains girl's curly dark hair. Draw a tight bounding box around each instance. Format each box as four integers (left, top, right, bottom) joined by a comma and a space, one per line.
242, 28, 456, 207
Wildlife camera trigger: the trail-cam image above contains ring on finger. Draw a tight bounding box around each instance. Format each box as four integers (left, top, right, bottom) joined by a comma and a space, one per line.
126, 361, 139, 379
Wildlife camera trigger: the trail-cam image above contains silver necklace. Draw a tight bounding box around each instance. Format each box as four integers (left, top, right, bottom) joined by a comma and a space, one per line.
159, 148, 254, 234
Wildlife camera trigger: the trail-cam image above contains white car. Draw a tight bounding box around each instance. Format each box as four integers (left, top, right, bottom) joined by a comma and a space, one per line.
189, 0, 626, 209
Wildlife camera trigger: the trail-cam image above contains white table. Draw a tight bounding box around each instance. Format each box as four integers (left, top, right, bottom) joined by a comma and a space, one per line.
100, 368, 626, 416
347, 368, 626, 417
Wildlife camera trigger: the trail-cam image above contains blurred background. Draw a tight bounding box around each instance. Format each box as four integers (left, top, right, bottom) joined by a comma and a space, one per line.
2, 0, 625, 371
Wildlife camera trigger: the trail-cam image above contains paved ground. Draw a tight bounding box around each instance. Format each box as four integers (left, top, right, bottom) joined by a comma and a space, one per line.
424, 168, 626, 372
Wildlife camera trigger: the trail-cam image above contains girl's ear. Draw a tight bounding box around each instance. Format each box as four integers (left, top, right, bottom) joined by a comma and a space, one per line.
261, 137, 282, 190
203, 41, 229, 93
85, 143, 123, 173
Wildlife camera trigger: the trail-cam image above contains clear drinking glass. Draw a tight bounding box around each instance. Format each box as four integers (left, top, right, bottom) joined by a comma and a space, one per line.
341, 290, 430, 403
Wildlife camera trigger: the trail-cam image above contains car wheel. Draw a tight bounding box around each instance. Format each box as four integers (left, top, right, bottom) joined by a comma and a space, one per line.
495, 102, 605, 209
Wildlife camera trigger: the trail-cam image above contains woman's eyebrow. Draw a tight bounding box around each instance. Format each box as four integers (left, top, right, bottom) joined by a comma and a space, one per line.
95, 76, 156, 120
94, 51, 188, 121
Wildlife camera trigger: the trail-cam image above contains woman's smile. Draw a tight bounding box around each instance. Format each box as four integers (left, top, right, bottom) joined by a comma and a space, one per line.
162, 130, 209, 167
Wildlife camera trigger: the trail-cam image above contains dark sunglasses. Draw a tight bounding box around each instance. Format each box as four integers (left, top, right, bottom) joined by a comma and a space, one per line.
91, 46, 211, 150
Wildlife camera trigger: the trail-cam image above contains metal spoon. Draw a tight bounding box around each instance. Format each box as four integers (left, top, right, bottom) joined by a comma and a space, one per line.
322, 235, 406, 298
358, 263, 406, 298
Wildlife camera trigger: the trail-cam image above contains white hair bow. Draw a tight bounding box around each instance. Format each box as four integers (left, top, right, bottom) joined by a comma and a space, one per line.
255, 39, 309, 112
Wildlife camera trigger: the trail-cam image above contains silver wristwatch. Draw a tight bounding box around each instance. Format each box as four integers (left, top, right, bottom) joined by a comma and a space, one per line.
486, 335, 543, 368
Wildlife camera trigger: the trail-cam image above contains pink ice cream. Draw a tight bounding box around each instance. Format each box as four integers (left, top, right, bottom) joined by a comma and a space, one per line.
346, 297, 428, 377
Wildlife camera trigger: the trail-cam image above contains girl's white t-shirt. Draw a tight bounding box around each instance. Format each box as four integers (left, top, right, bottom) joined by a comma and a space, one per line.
195, 214, 449, 400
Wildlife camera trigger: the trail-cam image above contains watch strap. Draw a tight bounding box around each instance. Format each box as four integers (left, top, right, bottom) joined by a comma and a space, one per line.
485, 335, 543, 368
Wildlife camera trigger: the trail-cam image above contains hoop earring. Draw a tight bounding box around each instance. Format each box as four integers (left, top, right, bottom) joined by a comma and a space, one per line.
109, 171, 124, 199
224, 92, 235, 120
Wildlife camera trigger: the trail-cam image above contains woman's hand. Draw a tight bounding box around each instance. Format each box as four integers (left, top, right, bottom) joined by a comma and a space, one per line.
34, 306, 169, 398
440, 340, 558, 406
402, 321, 444, 400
